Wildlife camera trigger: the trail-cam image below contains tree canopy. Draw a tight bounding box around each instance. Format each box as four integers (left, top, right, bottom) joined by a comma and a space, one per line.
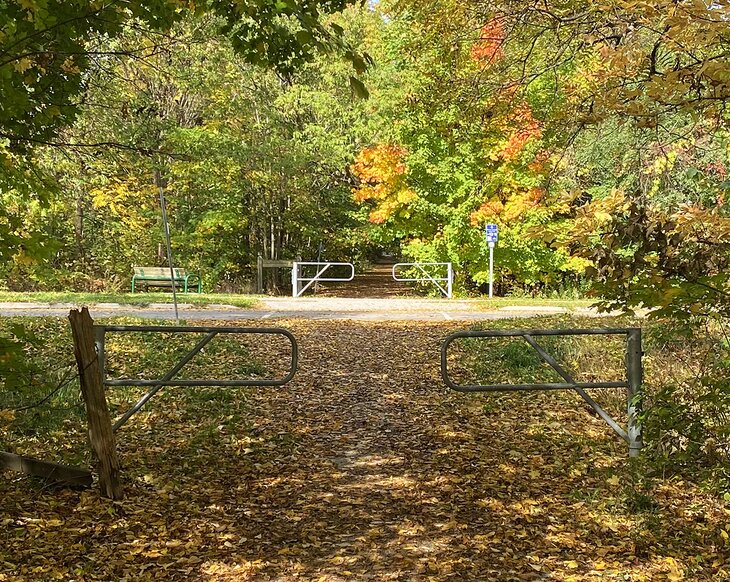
0, 0, 727, 315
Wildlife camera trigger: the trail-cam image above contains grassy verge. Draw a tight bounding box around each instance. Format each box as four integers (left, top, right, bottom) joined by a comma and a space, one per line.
475, 297, 596, 311
472, 297, 597, 309
0, 291, 261, 308
453, 314, 730, 490
0, 316, 271, 465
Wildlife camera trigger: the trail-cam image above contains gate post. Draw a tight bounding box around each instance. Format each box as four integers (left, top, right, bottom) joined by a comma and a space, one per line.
626, 328, 643, 457
447, 263, 453, 299
291, 262, 298, 298
257, 254, 264, 294
69, 307, 123, 499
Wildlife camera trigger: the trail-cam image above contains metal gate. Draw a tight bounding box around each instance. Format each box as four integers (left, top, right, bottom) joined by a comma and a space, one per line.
392, 262, 453, 298
291, 261, 354, 297
94, 325, 298, 431
441, 328, 643, 456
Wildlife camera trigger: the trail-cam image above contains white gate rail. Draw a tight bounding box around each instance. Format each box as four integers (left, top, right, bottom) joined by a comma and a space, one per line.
392, 262, 453, 298
292, 262, 355, 297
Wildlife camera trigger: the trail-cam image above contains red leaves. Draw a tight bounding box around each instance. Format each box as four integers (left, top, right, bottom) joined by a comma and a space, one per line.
498, 103, 542, 161
471, 19, 505, 67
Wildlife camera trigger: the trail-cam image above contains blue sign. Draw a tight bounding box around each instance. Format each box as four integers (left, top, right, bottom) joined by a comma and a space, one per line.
485, 223, 498, 243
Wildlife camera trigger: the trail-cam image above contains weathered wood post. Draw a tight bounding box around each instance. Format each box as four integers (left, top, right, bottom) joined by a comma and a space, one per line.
69, 307, 123, 499
257, 254, 264, 294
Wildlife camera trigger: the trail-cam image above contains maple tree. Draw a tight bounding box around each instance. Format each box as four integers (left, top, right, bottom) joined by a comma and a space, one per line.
351, 143, 417, 224
470, 18, 505, 65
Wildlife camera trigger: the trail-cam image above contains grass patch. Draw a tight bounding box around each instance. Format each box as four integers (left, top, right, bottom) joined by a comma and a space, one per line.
0, 291, 261, 308
473, 297, 597, 310
0, 316, 268, 465
448, 315, 630, 389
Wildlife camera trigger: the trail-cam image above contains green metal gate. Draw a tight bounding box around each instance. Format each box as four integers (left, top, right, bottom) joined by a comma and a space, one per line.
441, 328, 643, 457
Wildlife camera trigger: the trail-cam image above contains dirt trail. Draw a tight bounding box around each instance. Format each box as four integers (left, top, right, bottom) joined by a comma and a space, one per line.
230, 321, 624, 580
315, 263, 406, 298
2, 321, 725, 581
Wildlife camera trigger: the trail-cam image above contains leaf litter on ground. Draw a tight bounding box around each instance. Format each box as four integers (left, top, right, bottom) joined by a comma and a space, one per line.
1, 317, 729, 580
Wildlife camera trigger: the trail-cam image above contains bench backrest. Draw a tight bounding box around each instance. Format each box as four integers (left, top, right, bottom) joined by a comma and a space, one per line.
133, 267, 187, 279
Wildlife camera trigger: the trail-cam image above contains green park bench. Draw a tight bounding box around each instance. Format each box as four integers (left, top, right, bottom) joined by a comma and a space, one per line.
131, 267, 202, 293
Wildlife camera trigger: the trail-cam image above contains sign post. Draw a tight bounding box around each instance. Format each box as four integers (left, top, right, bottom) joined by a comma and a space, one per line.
485, 223, 498, 298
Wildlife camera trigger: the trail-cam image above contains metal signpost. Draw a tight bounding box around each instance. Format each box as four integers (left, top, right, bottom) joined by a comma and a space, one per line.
155, 170, 180, 323
392, 262, 453, 298
485, 223, 498, 298
291, 262, 355, 297
441, 327, 644, 457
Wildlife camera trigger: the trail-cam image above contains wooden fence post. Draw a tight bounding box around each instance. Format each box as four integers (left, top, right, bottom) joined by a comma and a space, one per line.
69, 308, 123, 499
257, 254, 264, 294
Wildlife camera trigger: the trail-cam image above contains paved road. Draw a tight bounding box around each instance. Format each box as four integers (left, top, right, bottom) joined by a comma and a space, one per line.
0, 297, 606, 321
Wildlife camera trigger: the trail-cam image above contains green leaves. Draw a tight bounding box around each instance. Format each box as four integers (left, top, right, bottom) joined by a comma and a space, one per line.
349, 75, 369, 98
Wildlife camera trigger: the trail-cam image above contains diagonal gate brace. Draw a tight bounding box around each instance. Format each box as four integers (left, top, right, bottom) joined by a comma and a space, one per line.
111, 332, 218, 431
522, 334, 629, 443
94, 326, 298, 432
441, 328, 643, 457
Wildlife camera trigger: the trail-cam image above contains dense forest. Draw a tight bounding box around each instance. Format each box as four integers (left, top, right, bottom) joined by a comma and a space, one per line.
1, 0, 729, 485
0, 0, 724, 311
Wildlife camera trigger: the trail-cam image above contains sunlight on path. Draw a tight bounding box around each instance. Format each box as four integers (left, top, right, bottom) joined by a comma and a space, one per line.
1, 321, 721, 581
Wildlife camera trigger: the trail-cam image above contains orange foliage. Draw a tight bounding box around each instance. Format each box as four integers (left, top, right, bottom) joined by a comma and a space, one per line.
499, 103, 542, 161
528, 150, 551, 173
352, 144, 417, 224
470, 200, 504, 225
470, 188, 545, 226
471, 19, 505, 66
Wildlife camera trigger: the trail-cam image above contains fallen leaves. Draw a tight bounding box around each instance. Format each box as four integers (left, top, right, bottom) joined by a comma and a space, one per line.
1, 319, 729, 580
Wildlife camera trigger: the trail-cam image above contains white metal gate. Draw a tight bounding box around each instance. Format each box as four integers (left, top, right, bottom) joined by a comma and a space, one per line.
392, 262, 453, 298
291, 262, 355, 297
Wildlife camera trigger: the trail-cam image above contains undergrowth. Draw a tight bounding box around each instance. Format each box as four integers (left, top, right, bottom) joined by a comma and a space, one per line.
0, 317, 268, 466
457, 314, 730, 495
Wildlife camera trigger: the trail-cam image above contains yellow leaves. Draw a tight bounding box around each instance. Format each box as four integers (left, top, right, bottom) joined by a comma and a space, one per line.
0, 408, 15, 426
594, 211, 612, 224
561, 255, 593, 274
4, 319, 730, 580
91, 180, 156, 223
664, 556, 685, 580
13, 57, 33, 73
470, 186, 545, 226
396, 188, 417, 204
351, 143, 417, 223
13, 250, 36, 266
61, 57, 80, 74
352, 143, 408, 191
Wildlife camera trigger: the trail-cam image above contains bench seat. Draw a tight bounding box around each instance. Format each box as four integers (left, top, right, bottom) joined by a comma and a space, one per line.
131, 267, 202, 293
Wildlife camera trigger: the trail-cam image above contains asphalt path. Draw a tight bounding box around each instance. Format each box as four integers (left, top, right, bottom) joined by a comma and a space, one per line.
0, 297, 604, 321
